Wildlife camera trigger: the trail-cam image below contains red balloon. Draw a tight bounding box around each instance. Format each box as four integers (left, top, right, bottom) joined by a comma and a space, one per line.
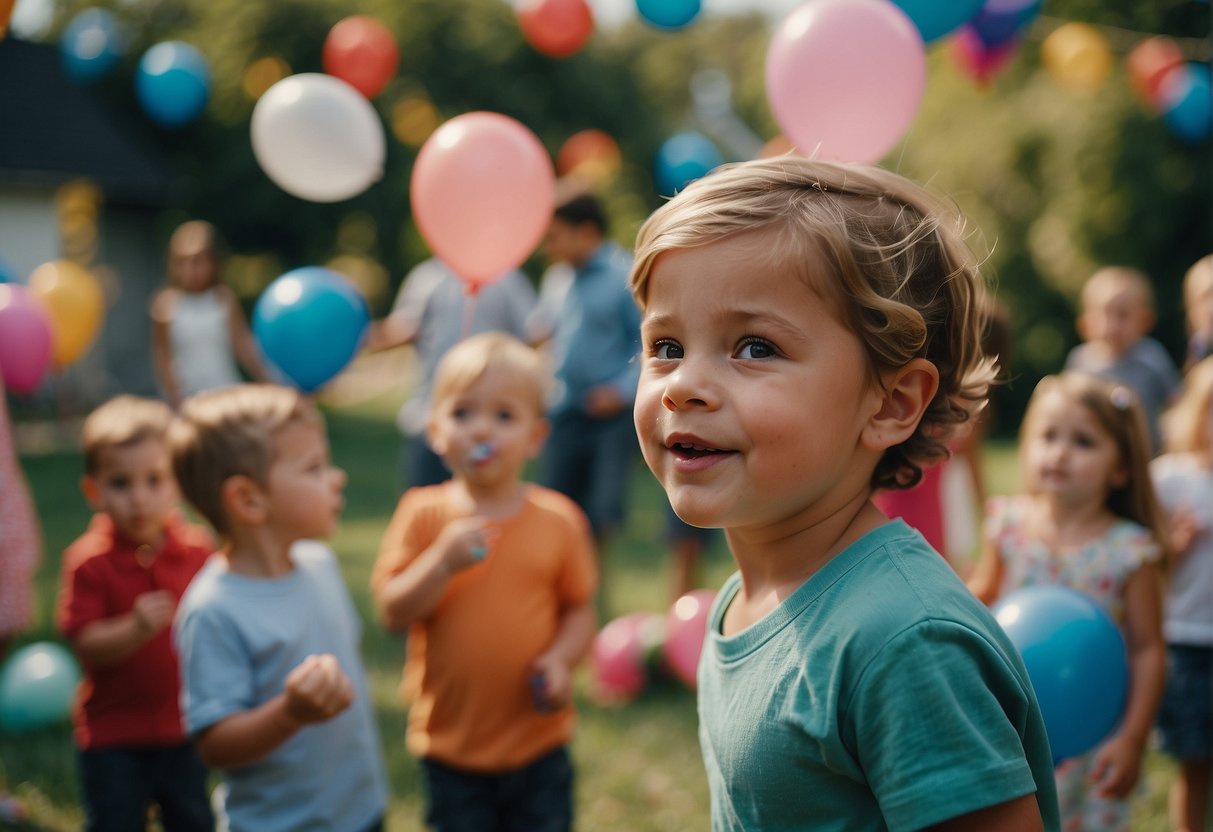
410, 112, 555, 289
322, 16, 399, 99
663, 589, 716, 689
556, 129, 621, 182
950, 25, 1019, 88
1126, 37, 1184, 111
517, 0, 594, 59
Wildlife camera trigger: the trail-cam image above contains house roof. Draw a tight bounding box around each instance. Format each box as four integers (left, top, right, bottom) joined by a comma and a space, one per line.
0, 38, 176, 204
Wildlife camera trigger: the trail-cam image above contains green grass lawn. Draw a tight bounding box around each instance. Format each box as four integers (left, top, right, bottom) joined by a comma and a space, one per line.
0, 393, 1179, 831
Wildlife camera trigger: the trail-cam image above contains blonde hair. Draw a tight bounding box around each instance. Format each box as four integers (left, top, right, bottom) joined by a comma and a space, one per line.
1021, 373, 1170, 562
430, 332, 552, 418
168, 384, 319, 535
1184, 254, 1212, 334
1080, 266, 1155, 313
166, 220, 224, 289
630, 157, 996, 490
81, 395, 173, 474
1163, 356, 1213, 457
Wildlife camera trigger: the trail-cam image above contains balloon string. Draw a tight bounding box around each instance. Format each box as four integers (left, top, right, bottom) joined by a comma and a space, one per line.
461, 285, 479, 340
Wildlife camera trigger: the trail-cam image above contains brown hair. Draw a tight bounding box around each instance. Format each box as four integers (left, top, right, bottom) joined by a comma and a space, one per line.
630, 157, 996, 490
81, 395, 173, 474
430, 332, 552, 419
168, 384, 319, 535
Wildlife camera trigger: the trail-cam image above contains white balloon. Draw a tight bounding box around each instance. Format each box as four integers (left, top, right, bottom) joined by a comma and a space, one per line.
251, 73, 386, 203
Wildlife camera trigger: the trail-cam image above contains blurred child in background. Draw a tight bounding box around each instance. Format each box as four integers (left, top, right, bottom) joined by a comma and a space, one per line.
1065, 265, 1181, 454
969, 373, 1168, 832
630, 157, 1059, 830
57, 395, 214, 832
169, 385, 387, 832
151, 220, 268, 408
1183, 254, 1213, 370
1151, 356, 1213, 832
373, 333, 597, 832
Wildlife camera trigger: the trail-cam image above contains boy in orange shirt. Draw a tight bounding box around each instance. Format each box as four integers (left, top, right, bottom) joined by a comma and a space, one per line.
372, 332, 598, 831
57, 396, 214, 832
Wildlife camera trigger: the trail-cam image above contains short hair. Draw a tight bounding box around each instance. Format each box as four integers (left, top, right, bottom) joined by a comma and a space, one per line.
168, 384, 319, 536
430, 333, 552, 418
1163, 356, 1213, 457
81, 395, 173, 475
553, 194, 608, 236
1080, 266, 1155, 313
630, 157, 996, 490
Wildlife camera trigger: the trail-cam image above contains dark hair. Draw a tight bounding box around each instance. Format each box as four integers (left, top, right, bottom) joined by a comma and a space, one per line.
553, 194, 608, 235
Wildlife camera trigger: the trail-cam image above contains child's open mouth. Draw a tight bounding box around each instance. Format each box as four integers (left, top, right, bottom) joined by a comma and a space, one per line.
671, 442, 728, 459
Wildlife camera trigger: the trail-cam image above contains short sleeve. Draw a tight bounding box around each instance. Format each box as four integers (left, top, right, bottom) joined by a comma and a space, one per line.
845, 619, 1042, 831
1110, 522, 1162, 573
554, 505, 598, 606
174, 602, 256, 735
370, 490, 432, 596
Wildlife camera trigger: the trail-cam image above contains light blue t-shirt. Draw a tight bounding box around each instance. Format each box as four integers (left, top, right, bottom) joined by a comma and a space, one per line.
175, 541, 388, 832
699, 521, 1060, 832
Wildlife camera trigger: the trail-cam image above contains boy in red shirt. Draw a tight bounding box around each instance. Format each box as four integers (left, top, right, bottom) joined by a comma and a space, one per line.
57, 395, 214, 832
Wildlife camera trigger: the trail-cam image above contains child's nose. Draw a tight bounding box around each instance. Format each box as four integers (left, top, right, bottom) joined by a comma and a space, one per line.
661, 362, 718, 412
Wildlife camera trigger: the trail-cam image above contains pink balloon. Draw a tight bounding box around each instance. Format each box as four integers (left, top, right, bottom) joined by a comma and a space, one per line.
591, 612, 662, 704
0, 285, 54, 394
765, 0, 926, 164
663, 589, 716, 690
410, 112, 555, 289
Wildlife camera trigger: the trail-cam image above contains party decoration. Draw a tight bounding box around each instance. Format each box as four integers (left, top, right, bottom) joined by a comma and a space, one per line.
950, 25, 1019, 87
28, 260, 104, 369
410, 111, 555, 289
765, 0, 927, 164
322, 16, 399, 100
253, 267, 370, 393
60, 7, 123, 84
654, 131, 722, 196
517, 0, 594, 58
591, 612, 663, 704
0, 285, 53, 394
0, 642, 81, 732
890, 0, 983, 43
1126, 37, 1184, 110
636, 0, 701, 31
1041, 22, 1111, 93
135, 41, 210, 127
969, 0, 1041, 49
993, 585, 1128, 761
556, 129, 622, 186
251, 73, 386, 203
1159, 64, 1212, 144
663, 589, 715, 689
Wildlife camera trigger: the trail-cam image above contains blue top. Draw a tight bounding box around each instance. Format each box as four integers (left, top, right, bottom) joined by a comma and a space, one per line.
699, 521, 1060, 832
547, 241, 641, 417
175, 542, 388, 832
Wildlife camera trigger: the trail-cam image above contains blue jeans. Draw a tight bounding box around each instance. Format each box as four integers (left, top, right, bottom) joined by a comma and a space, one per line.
78, 743, 213, 832
421, 746, 573, 832
541, 410, 636, 537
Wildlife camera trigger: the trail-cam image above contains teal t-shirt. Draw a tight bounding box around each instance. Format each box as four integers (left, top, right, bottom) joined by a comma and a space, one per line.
699, 520, 1060, 832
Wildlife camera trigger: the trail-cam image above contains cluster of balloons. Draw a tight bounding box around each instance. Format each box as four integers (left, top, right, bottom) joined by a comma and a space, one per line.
993, 585, 1129, 762
0, 642, 81, 733
0, 261, 105, 395
591, 589, 715, 704
1126, 37, 1211, 144
60, 8, 211, 128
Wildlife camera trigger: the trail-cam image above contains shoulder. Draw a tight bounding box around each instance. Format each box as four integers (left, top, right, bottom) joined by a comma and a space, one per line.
523, 485, 593, 532
165, 514, 216, 555
1107, 517, 1162, 566
149, 288, 178, 322
61, 517, 117, 573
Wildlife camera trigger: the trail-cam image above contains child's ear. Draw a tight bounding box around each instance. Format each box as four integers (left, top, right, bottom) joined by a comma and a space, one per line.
861, 359, 940, 452
425, 418, 449, 459
221, 475, 267, 526
527, 417, 551, 459
80, 475, 102, 510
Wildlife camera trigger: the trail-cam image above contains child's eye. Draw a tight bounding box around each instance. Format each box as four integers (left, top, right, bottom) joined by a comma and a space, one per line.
652, 340, 683, 360
496, 409, 515, 423
736, 337, 776, 359
452, 407, 470, 421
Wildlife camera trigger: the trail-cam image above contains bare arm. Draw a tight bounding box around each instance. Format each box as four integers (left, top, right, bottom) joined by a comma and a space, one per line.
926, 793, 1043, 832
222, 286, 270, 383
374, 515, 490, 631
73, 591, 175, 666
150, 292, 182, 407
364, 311, 419, 353
531, 600, 597, 710
965, 534, 1004, 606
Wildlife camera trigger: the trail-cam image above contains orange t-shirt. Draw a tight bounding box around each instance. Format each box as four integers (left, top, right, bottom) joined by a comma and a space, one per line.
371, 483, 597, 772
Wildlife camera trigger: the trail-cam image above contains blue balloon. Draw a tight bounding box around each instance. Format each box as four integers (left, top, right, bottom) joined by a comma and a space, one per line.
0, 257, 16, 284
253, 267, 370, 393
60, 8, 124, 84
0, 641, 81, 732
1162, 64, 1211, 144
993, 585, 1128, 762
890, 0, 983, 43
636, 0, 701, 31
135, 41, 210, 128
654, 131, 723, 197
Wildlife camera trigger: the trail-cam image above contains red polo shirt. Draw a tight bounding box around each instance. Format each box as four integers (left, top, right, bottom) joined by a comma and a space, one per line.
57, 513, 214, 750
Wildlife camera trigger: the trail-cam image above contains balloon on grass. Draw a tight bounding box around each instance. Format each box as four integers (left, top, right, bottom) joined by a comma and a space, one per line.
591, 612, 664, 703
253, 267, 370, 393
410, 112, 555, 290
28, 260, 104, 369
636, 0, 701, 31
251, 73, 386, 203
0, 285, 53, 394
663, 589, 715, 689
765, 0, 926, 164
517, 0, 594, 58
322, 16, 399, 99
0, 642, 81, 732
60, 7, 123, 84
654, 131, 722, 196
136, 41, 210, 127
993, 585, 1128, 761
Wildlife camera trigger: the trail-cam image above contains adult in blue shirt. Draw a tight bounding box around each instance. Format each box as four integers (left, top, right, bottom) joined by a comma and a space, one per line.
536, 194, 641, 549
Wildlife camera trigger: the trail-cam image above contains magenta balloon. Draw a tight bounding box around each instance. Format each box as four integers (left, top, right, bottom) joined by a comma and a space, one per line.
410, 112, 555, 288
663, 589, 716, 689
765, 0, 926, 164
0, 285, 54, 394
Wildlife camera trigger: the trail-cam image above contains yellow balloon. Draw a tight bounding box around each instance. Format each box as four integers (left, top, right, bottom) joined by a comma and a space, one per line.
1042, 23, 1112, 93
28, 260, 105, 368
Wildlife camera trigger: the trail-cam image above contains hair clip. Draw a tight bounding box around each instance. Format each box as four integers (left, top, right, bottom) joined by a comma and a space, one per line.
1109, 386, 1135, 411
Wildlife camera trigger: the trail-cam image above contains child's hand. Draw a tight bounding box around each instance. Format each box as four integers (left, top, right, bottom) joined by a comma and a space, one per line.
1088, 733, 1143, 798
283, 654, 354, 725
132, 590, 176, 637
529, 653, 572, 713
437, 516, 494, 571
